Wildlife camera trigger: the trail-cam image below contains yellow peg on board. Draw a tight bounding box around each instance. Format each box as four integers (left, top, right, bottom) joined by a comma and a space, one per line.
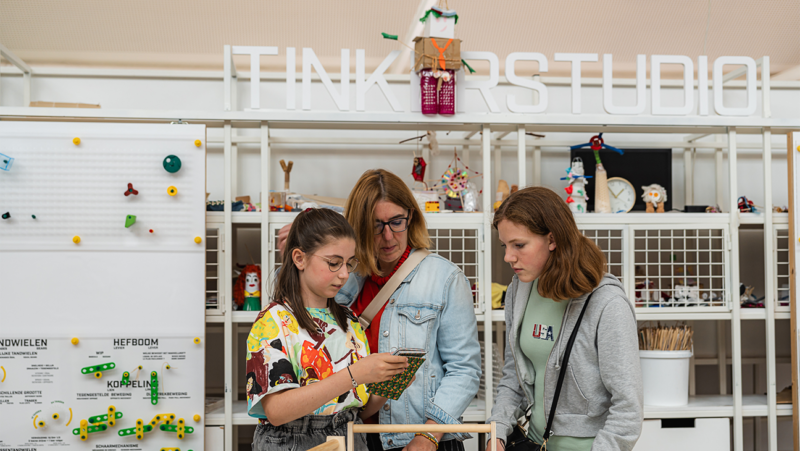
194, 236, 202, 244
193, 337, 201, 344
194, 139, 202, 147
73, 236, 81, 244
71, 338, 79, 345
73, 137, 81, 145
193, 414, 201, 422
796, 145, 800, 152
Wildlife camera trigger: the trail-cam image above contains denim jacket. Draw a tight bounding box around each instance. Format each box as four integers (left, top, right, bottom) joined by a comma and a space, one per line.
335, 249, 482, 449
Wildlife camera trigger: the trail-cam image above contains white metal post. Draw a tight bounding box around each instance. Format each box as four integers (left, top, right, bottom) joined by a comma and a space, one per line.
718, 321, 727, 394
223, 122, 234, 451
224, 46, 232, 111
493, 145, 502, 205
482, 125, 493, 419
261, 123, 271, 303
716, 134, 725, 210
762, 57, 771, 119
683, 148, 693, 206
763, 128, 778, 451
517, 125, 526, 188
533, 147, 541, 187
729, 127, 744, 451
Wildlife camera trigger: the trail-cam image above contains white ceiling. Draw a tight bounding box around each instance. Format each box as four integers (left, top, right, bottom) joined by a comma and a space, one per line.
1, 0, 798, 79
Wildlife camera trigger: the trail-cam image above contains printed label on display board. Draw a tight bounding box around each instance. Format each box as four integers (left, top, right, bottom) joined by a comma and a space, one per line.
0, 337, 203, 449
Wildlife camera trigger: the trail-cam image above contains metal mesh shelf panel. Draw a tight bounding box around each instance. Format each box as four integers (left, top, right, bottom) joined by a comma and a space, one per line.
580, 227, 625, 285
774, 225, 790, 311
206, 227, 221, 311
633, 227, 729, 309
269, 223, 484, 312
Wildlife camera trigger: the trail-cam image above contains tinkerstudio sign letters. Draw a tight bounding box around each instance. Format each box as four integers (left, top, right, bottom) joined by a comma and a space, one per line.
231, 46, 767, 117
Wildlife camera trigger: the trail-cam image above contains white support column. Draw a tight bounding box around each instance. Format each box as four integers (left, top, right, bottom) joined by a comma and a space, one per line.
716, 135, 725, 210
762, 57, 771, 119
533, 147, 542, 187
718, 321, 727, 395
689, 320, 696, 396
763, 128, 778, 451
684, 148, 694, 206
22, 72, 30, 107
222, 122, 234, 451
517, 125, 526, 188
482, 125, 493, 420
729, 127, 744, 451
261, 123, 271, 303
223, 46, 232, 111
494, 145, 502, 204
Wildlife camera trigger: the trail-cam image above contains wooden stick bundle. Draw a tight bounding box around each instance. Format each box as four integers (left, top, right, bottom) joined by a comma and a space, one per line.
638, 323, 693, 351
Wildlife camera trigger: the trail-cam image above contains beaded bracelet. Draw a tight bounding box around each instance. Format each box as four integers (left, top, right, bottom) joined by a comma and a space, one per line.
415, 432, 439, 449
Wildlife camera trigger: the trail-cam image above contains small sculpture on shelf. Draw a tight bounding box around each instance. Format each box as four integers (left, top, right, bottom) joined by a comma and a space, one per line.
668, 285, 700, 307
234, 264, 262, 311
569, 133, 624, 214
740, 283, 764, 308
738, 196, 758, 213
561, 157, 591, 213
412, 157, 427, 182
641, 184, 668, 213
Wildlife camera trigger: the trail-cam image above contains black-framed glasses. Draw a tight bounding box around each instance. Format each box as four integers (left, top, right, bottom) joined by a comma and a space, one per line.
374, 210, 411, 235
313, 255, 360, 273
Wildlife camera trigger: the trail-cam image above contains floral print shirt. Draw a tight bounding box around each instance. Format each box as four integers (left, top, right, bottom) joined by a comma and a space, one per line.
246, 302, 371, 422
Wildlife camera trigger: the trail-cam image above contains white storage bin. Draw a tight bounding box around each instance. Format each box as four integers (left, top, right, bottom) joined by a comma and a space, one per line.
640, 350, 692, 406
634, 418, 730, 450
206, 426, 225, 451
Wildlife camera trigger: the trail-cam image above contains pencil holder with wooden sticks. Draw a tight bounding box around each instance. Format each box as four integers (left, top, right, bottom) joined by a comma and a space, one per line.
638, 323, 693, 407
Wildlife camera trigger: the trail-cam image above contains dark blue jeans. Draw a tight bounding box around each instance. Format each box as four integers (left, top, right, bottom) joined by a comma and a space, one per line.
253, 408, 367, 451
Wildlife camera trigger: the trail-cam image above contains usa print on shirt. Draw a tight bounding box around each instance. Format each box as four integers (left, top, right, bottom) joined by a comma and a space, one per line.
531, 323, 555, 341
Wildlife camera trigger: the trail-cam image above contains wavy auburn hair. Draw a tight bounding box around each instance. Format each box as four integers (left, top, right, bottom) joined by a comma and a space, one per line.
345, 169, 431, 276
493, 187, 605, 301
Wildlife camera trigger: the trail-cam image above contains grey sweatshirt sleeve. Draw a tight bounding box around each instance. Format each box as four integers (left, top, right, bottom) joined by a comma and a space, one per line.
592, 297, 644, 451
486, 300, 526, 442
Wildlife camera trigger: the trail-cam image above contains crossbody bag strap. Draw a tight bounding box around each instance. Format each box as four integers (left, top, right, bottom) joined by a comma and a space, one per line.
357, 249, 431, 330
542, 290, 595, 443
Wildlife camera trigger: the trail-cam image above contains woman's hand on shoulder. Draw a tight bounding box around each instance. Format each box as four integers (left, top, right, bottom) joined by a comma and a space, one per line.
276, 223, 291, 254
350, 353, 408, 385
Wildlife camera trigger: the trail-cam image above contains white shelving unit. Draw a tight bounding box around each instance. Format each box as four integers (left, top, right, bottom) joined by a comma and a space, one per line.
2, 48, 798, 451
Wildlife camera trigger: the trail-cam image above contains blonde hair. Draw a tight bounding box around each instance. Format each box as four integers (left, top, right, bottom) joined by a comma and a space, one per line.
345, 169, 431, 276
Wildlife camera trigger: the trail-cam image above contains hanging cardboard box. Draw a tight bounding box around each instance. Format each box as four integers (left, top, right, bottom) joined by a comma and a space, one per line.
413, 37, 461, 72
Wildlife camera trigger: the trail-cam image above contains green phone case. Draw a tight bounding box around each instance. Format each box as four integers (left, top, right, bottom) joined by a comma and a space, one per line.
366, 356, 425, 400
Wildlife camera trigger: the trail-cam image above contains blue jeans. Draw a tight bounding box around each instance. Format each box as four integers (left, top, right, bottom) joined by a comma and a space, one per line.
253, 408, 367, 451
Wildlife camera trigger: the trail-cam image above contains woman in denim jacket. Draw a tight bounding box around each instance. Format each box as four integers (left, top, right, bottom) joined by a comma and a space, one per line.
279, 169, 481, 451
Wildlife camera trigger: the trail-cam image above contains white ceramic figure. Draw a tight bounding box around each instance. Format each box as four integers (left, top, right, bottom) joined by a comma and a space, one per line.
670, 284, 700, 306
641, 183, 668, 213
564, 157, 589, 214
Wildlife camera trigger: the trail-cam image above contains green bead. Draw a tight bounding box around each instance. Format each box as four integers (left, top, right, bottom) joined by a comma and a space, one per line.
163, 155, 182, 173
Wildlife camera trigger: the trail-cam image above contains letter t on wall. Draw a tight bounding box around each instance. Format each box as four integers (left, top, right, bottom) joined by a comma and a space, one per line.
232, 46, 279, 110
554, 53, 598, 114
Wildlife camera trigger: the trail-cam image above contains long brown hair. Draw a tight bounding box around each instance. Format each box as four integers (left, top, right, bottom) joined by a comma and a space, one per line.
493, 187, 605, 301
273, 208, 354, 332
344, 169, 431, 276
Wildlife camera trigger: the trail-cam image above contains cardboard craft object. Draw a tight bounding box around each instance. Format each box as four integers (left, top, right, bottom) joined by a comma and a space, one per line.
423, 11, 456, 39
413, 37, 462, 72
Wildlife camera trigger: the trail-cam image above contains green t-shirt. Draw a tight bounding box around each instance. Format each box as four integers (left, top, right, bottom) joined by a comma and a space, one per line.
519, 280, 594, 451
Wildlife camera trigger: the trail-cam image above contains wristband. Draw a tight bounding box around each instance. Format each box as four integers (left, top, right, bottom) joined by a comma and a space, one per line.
415, 432, 439, 449
346, 365, 358, 388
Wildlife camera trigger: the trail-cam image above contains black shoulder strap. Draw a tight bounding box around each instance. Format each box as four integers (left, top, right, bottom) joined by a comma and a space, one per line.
542, 290, 594, 442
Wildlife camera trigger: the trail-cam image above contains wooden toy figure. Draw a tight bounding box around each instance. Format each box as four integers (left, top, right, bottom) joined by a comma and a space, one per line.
414, 6, 462, 115
561, 157, 591, 213
641, 184, 667, 213
234, 264, 262, 311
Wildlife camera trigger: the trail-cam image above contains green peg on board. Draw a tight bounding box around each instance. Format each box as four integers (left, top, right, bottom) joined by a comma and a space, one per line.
150, 371, 159, 405
80, 362, 116, 377
121, 371, 130, 386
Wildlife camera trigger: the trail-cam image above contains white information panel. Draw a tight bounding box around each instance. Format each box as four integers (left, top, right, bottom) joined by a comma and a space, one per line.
0, 122, 206, 450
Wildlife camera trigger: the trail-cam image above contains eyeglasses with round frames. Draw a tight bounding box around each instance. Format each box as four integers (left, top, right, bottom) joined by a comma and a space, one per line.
374, 210, 411, 235
313, 254, 360, 273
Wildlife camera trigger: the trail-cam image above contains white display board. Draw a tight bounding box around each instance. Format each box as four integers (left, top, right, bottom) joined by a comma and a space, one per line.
0, 122, 206, 450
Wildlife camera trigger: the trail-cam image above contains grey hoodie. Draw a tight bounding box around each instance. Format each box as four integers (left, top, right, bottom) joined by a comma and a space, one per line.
487, 274, 643, 451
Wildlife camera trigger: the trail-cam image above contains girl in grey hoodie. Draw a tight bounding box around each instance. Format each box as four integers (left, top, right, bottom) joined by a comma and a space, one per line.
487, 187, 643, 451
